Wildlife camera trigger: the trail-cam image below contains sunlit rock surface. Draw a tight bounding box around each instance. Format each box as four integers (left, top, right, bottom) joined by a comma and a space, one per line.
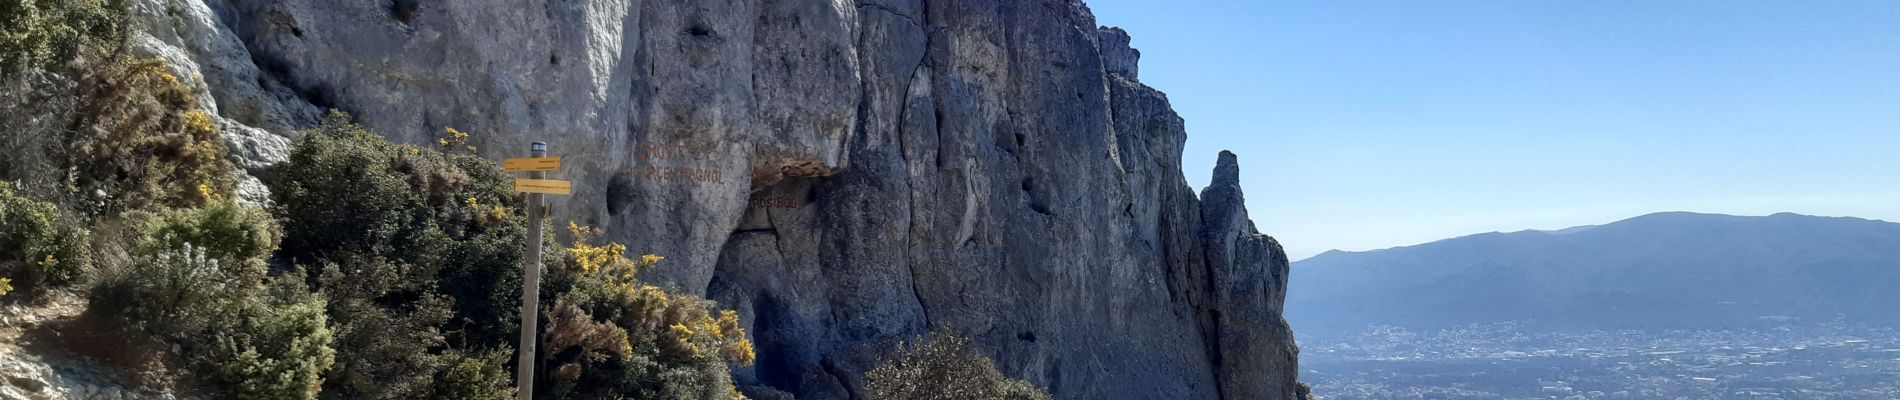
136, 0, 1309, 398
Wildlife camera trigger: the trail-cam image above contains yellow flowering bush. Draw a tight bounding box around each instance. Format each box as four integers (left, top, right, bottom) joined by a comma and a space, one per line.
440, 127, 476, 152
65, 59, 236, 212
466, 196, 511, 226
540, 224, 755, 400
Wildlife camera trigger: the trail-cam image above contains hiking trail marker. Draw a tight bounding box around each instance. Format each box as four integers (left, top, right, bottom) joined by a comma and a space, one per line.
512, 178, 572, 195
509, 142, 568, 400
504, 156, 563, 173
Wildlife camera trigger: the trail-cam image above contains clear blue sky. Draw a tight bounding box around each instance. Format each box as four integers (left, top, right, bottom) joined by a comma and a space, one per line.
1087, 0, 1900, 261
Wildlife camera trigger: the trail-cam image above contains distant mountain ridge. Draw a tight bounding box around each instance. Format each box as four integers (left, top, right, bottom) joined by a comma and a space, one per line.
1288, 212, 1900, 338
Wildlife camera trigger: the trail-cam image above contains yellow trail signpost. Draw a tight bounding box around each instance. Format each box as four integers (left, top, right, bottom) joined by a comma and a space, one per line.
510, 142, 568, 400
504, 156, 563, 172
512, 178, 572, 195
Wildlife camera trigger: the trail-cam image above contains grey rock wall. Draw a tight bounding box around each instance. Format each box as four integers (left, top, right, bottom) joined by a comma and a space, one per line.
140, 0, 1308, 398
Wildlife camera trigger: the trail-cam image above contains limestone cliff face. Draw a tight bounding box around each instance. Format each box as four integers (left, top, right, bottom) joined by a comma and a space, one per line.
135, 0, 1307, 398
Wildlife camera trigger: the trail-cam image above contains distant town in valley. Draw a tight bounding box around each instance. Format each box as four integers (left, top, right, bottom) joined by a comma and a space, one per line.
1304, 322, 1900, 400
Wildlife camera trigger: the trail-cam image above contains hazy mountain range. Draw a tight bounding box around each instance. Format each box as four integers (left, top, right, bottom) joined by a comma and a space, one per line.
1288, 212, 1900, 338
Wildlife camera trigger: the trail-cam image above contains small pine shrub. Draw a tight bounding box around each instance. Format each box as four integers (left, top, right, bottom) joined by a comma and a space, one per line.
539, 224, 755, 400
0, 182, 91, 298
864, 333, 1052, 400
426, 350, 517, 400
208, 282, 337, 400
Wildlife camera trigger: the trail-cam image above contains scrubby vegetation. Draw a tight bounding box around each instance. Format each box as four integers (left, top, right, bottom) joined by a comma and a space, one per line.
0, 183, 91, 298
65, 58, 234, 211
0, 2, 966, 399
2, 5, 330, 397
269, 111, 528, 398
2, 0, 234, 213
865, 333, 1052, 400
0, 0, 131, 77
85, 199, 336, 400
267, 112, 758, 400
25, 110, 767, 399
0, 0, 128, 299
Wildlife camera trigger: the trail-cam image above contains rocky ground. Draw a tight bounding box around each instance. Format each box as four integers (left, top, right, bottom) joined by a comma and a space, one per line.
0, 295, 180, 400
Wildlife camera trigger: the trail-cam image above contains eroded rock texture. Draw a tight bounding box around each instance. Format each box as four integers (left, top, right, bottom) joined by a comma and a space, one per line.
140, 0, 1307, 398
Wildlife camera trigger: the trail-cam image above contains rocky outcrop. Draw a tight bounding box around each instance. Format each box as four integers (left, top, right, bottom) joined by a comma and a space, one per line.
139, 0, 1307, 398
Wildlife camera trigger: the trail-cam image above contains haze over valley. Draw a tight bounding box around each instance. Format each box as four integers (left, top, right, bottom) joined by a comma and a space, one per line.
1289, 212, 1900, 399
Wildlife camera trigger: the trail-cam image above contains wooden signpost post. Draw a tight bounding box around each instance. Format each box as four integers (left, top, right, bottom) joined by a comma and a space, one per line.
507, 142, 569, 400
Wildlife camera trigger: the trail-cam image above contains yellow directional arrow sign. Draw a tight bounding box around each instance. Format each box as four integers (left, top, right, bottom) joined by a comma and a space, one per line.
513, 179, 572, 195
504, 156, 563, 172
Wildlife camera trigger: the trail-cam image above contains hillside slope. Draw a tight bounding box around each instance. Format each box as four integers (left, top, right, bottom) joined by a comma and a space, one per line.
1289, 212, 1900, 338
108, 0, 1309, 398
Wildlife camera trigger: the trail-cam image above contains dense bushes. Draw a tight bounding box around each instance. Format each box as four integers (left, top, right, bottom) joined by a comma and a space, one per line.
3, 1, 775, 398
66, 59, 235, 211
90, 201, 274, 334
270, 113, 762, 400
270, 111, 527, 398
538, 224, 755, 399
6, 4, 321, 396
0, 182, 91, 298
88, 200, 336, 400
8, 8, 772, 390
865, 333, 1051, 400
204, 278, 335, 400
0, 0, 131, 76
4, 0, 233, 214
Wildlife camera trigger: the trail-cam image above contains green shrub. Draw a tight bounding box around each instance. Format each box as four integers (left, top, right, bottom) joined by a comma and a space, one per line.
426, 350, 517, 400
88, 240, 262, 338
208, 282, 337, 400
269, 113, 762, 399
310, 255, 458, 398
0, 182, 91, 297
0, 0, 132, 77
864, 333, 1052, 400
271, 111, 526, 398
539, 224, 754, 400
130, 200, 277, 264
90, 212, 335, 400
90, 200, 274, 334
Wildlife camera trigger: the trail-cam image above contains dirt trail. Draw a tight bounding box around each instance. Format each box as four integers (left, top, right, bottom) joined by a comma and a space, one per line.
0, 293, 178, 400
